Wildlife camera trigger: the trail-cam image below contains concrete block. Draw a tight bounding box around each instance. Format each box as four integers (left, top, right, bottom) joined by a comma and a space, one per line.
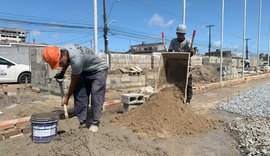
118, 59, 125, 64
130, 76, 139, 82
121, 93, 144, 105
147, 74, 155, 79
121, 76, 131, 82
123, 103, 143, 113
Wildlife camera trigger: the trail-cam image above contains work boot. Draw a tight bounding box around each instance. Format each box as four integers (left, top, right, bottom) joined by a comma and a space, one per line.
89, 124, 99, 132
79, 120, 86, 129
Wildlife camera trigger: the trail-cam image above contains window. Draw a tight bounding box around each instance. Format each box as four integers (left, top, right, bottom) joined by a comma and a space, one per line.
0, 58, 14, 65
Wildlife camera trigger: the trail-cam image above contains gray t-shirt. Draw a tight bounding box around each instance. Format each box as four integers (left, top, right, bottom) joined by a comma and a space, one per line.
63, 44, 107, 75
168, 38, 191, 52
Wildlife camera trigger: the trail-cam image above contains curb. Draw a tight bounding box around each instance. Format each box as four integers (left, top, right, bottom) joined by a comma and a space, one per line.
193, 73, 270, 94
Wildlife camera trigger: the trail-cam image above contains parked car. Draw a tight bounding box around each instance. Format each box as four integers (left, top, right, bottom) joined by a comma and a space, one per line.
0, 56, 31, 83
259, 62, 269, 72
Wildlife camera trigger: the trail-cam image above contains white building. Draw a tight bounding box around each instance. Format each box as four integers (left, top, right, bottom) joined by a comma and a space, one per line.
130, 42, 166, 53
0, 28, 26, 43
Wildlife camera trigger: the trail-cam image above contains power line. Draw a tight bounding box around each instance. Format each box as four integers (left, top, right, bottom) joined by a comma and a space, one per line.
0, 12, 91, 26
0, 18, 95, 29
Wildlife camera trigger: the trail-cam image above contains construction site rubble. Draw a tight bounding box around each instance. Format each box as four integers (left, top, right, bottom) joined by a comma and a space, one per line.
227, 117, 270, 155
216, 83, 270, 117
216, 83, 270, 155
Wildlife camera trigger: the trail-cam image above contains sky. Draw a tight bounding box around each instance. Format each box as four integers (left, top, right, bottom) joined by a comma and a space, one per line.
0, 0, 270, 56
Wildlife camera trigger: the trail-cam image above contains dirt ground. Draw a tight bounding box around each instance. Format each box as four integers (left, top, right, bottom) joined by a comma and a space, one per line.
0, 77, 269, 155
0, 85, 140, 121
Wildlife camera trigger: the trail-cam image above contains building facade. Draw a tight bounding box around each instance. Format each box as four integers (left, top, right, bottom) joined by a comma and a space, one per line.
0, 28, 26, 43
130, 42, 166, 53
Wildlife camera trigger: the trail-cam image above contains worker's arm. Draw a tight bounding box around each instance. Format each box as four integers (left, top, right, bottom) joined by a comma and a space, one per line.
168, 40, 174, 52
61, 74, 80, 106
54, 65, 69, 79
61, 65, 69, 73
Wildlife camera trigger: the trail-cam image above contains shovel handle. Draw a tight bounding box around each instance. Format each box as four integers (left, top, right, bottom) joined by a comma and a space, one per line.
63, 104, 69, 118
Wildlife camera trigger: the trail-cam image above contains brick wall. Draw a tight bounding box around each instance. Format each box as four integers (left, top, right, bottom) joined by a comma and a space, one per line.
31, 50, 157, 94
99, 53, 161, 70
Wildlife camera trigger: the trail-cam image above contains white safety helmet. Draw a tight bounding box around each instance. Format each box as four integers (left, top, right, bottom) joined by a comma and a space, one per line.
176, 24, 186, 34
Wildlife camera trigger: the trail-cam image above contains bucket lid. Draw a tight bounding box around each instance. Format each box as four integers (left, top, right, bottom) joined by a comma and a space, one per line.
31, 112, 59, 122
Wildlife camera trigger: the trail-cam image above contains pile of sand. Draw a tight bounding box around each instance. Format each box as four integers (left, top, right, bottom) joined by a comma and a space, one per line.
191, 65, 219, 84
113, 87, 217, 137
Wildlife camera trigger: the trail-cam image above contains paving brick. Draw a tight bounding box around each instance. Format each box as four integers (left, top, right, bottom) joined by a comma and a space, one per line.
15, 117, 30, 127
31, 87, 41, 93
9, 133, 24, 139
4, 129, 22, 139
0, 122, 15, 130
0, 134, 4, 141
104, 99, 121, 107
22, 127, 31, 135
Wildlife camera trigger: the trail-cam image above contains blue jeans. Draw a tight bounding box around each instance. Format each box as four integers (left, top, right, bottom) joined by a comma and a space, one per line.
73, 68, 108, 125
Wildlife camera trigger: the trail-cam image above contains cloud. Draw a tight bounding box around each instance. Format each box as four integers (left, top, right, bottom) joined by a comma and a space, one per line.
52, 33, 60, 38
30, 30, 41, 37
213, 40, 221, 48
148, 13, 175, 27
232, 44, 240, 49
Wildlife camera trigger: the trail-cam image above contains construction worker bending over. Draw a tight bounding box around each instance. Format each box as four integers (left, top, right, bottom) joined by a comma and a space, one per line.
42, 44, 108, 132
168, 24, 194, 105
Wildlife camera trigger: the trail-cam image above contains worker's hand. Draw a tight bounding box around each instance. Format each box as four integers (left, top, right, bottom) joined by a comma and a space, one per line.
54, 71, 65, 79
61, 95, 69, 106
189, 48, 194, 57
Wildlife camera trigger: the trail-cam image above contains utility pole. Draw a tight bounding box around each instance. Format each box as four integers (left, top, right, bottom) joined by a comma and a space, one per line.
206, 25, 215, 53
93, 0, 98, 54
268, 29, 270, 70
103, 0, 110, 68
220, 0, 224, 83
245, 38, 251, 59
182, 0, 186, 25
257, 0, 262, 75
242, 0, 246, 78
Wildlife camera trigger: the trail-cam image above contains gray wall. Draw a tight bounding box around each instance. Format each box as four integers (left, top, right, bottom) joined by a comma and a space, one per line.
0, 44, 46, 66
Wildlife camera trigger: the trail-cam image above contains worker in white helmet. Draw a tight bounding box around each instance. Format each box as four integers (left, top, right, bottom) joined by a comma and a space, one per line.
168, 24, 194, 105
168, 24, 193, 53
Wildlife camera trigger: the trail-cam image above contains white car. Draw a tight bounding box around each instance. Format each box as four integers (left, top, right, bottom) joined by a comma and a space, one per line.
0, 56, 31, 84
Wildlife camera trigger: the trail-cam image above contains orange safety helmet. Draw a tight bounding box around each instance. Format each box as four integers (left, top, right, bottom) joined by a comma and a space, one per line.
42, 46, 60, 70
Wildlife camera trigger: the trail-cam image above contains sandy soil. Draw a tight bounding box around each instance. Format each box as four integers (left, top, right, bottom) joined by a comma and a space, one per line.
113, 87, 217, 138
0, 105, 239, 156
191, 65, 220, 84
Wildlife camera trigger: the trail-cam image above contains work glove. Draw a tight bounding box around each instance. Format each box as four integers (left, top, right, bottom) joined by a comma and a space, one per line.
54, 71, 65, 79
189, 48, 194, 57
